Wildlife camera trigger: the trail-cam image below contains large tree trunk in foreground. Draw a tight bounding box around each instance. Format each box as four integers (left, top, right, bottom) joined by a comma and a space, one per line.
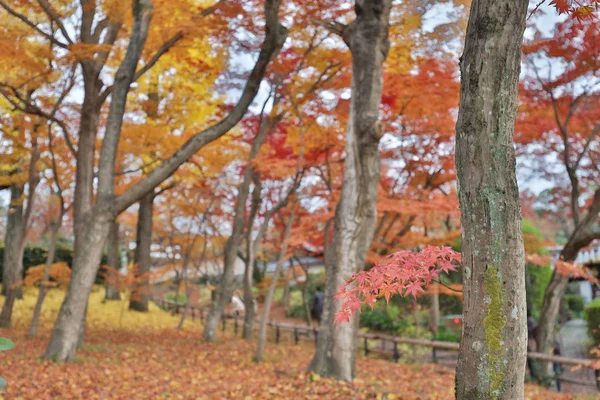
0, 183, 26, 328
129, 192, 154, 310
28, 217, 61, 338
454, 1, 528, 398
105, 220, 122, 301
256, 213, 294, 362
308, 0, 390, 382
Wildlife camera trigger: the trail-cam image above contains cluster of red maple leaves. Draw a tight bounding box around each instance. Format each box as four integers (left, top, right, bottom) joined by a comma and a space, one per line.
334, 246, 461, 324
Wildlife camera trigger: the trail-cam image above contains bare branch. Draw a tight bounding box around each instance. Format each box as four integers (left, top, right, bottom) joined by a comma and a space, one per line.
311, 18, 347, 37
36, 0, 74, 44
99, 31, 184, 102
0, 1, 69, 48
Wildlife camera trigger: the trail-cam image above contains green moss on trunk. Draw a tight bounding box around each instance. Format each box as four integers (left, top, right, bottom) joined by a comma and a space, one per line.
483, 265, 506, 398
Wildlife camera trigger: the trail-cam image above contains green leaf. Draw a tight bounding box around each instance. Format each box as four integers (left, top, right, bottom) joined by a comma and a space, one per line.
0, 338, 15, 351
0, 377, 6, 390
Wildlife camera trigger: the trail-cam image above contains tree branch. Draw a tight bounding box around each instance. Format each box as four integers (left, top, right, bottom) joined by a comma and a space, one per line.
311, 18, 347, 37
0, 1, 69, 48
36, 0, 74, 44
114, 0, 288, 214
99, 31, 184, 103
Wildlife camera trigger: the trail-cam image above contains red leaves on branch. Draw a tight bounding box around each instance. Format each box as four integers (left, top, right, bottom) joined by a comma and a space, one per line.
334, 246, 461, 325
549, 0, 598, 19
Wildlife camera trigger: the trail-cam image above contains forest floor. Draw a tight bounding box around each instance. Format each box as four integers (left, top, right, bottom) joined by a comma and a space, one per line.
0, 287, 597, 400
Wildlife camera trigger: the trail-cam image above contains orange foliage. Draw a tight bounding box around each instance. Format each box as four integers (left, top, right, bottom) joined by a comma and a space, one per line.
23, 263, 71, 289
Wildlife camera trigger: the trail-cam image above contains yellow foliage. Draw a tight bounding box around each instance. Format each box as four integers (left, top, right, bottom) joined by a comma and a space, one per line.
1, 285, 202, 332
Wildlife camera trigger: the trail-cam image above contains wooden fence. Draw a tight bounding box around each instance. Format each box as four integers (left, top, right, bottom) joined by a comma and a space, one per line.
153, 298, 600, 392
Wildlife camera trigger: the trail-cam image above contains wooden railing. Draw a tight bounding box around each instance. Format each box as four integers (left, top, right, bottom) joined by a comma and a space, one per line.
153, 298, 600, 392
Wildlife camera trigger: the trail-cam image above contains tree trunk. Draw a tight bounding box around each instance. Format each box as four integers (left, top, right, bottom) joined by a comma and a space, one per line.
308, 0, 390, 382
44, 0, 154, 362
203, 108, 276, 342
104, 220, 122, 301
0, 183, 25, 328
282, 279, 291, 315
256, 213, 294, 362
28, 217, 61, 338
454, 1, 529, 398
45, 0, 285, 361
242, 248, 256, 340
44, 211, 113, 361
429, 284, 440, 333
202, 205, 248, 341
536, 193, 600, 377
129, 191, 154, 310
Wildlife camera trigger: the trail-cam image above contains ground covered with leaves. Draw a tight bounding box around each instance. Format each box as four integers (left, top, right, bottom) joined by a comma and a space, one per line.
0, 287, 595, 399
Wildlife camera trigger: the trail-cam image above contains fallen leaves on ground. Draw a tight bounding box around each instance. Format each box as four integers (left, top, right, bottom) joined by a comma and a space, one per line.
0, 287, 594, 399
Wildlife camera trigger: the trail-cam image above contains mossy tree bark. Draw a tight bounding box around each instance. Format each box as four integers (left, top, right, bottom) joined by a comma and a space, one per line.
454, 0, 529, 398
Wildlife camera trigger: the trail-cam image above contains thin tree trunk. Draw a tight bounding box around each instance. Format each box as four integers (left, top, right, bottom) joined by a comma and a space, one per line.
454, 0, 529, 398
0, 183, 25, 328
177, 272, 191, 329
203, 108, 277, 342
294, 257, 313, 327
282, 280, 291, 315
28, 217, 61, 338
256, 212, 294, 362
129, 192, 154, 310
429, 284, 440, 333
104, 220, 122, 300
536, 189, 600, 378
308, 0, 391, 382
242, 248, 257, 339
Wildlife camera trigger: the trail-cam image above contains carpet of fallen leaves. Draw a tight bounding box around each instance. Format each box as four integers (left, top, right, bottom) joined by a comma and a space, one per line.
0, 287, 596, 399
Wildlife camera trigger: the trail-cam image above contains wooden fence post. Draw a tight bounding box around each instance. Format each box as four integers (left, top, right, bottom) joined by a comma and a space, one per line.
364, 337, 369, 357
222, 315, 226, 332
432, 347, 437, 364
393, 342, 400, 363
276, 325, 280, 344
294, 328, 299, 345
234, 315, 238, 335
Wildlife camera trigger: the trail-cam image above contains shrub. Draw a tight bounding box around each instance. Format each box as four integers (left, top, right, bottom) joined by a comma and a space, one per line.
432, 326, 461, 343
585, 298, 600, 345
0, 246, 108, 284
288, 304, 307, 319
565, 294, 585, 314
359, 306, 411, 335
164, 292, 187, 304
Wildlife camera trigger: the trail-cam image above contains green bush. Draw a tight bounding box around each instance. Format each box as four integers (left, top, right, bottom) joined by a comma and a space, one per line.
432, 326, 461, 343
288, 304, 307, 319
585, 298, 600, 345
565, 294, 585, 314
359, 306, 411, 335
164, 292, 187, 304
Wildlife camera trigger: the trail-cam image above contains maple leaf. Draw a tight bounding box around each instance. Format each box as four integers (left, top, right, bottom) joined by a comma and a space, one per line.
550, 0, 573, 14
